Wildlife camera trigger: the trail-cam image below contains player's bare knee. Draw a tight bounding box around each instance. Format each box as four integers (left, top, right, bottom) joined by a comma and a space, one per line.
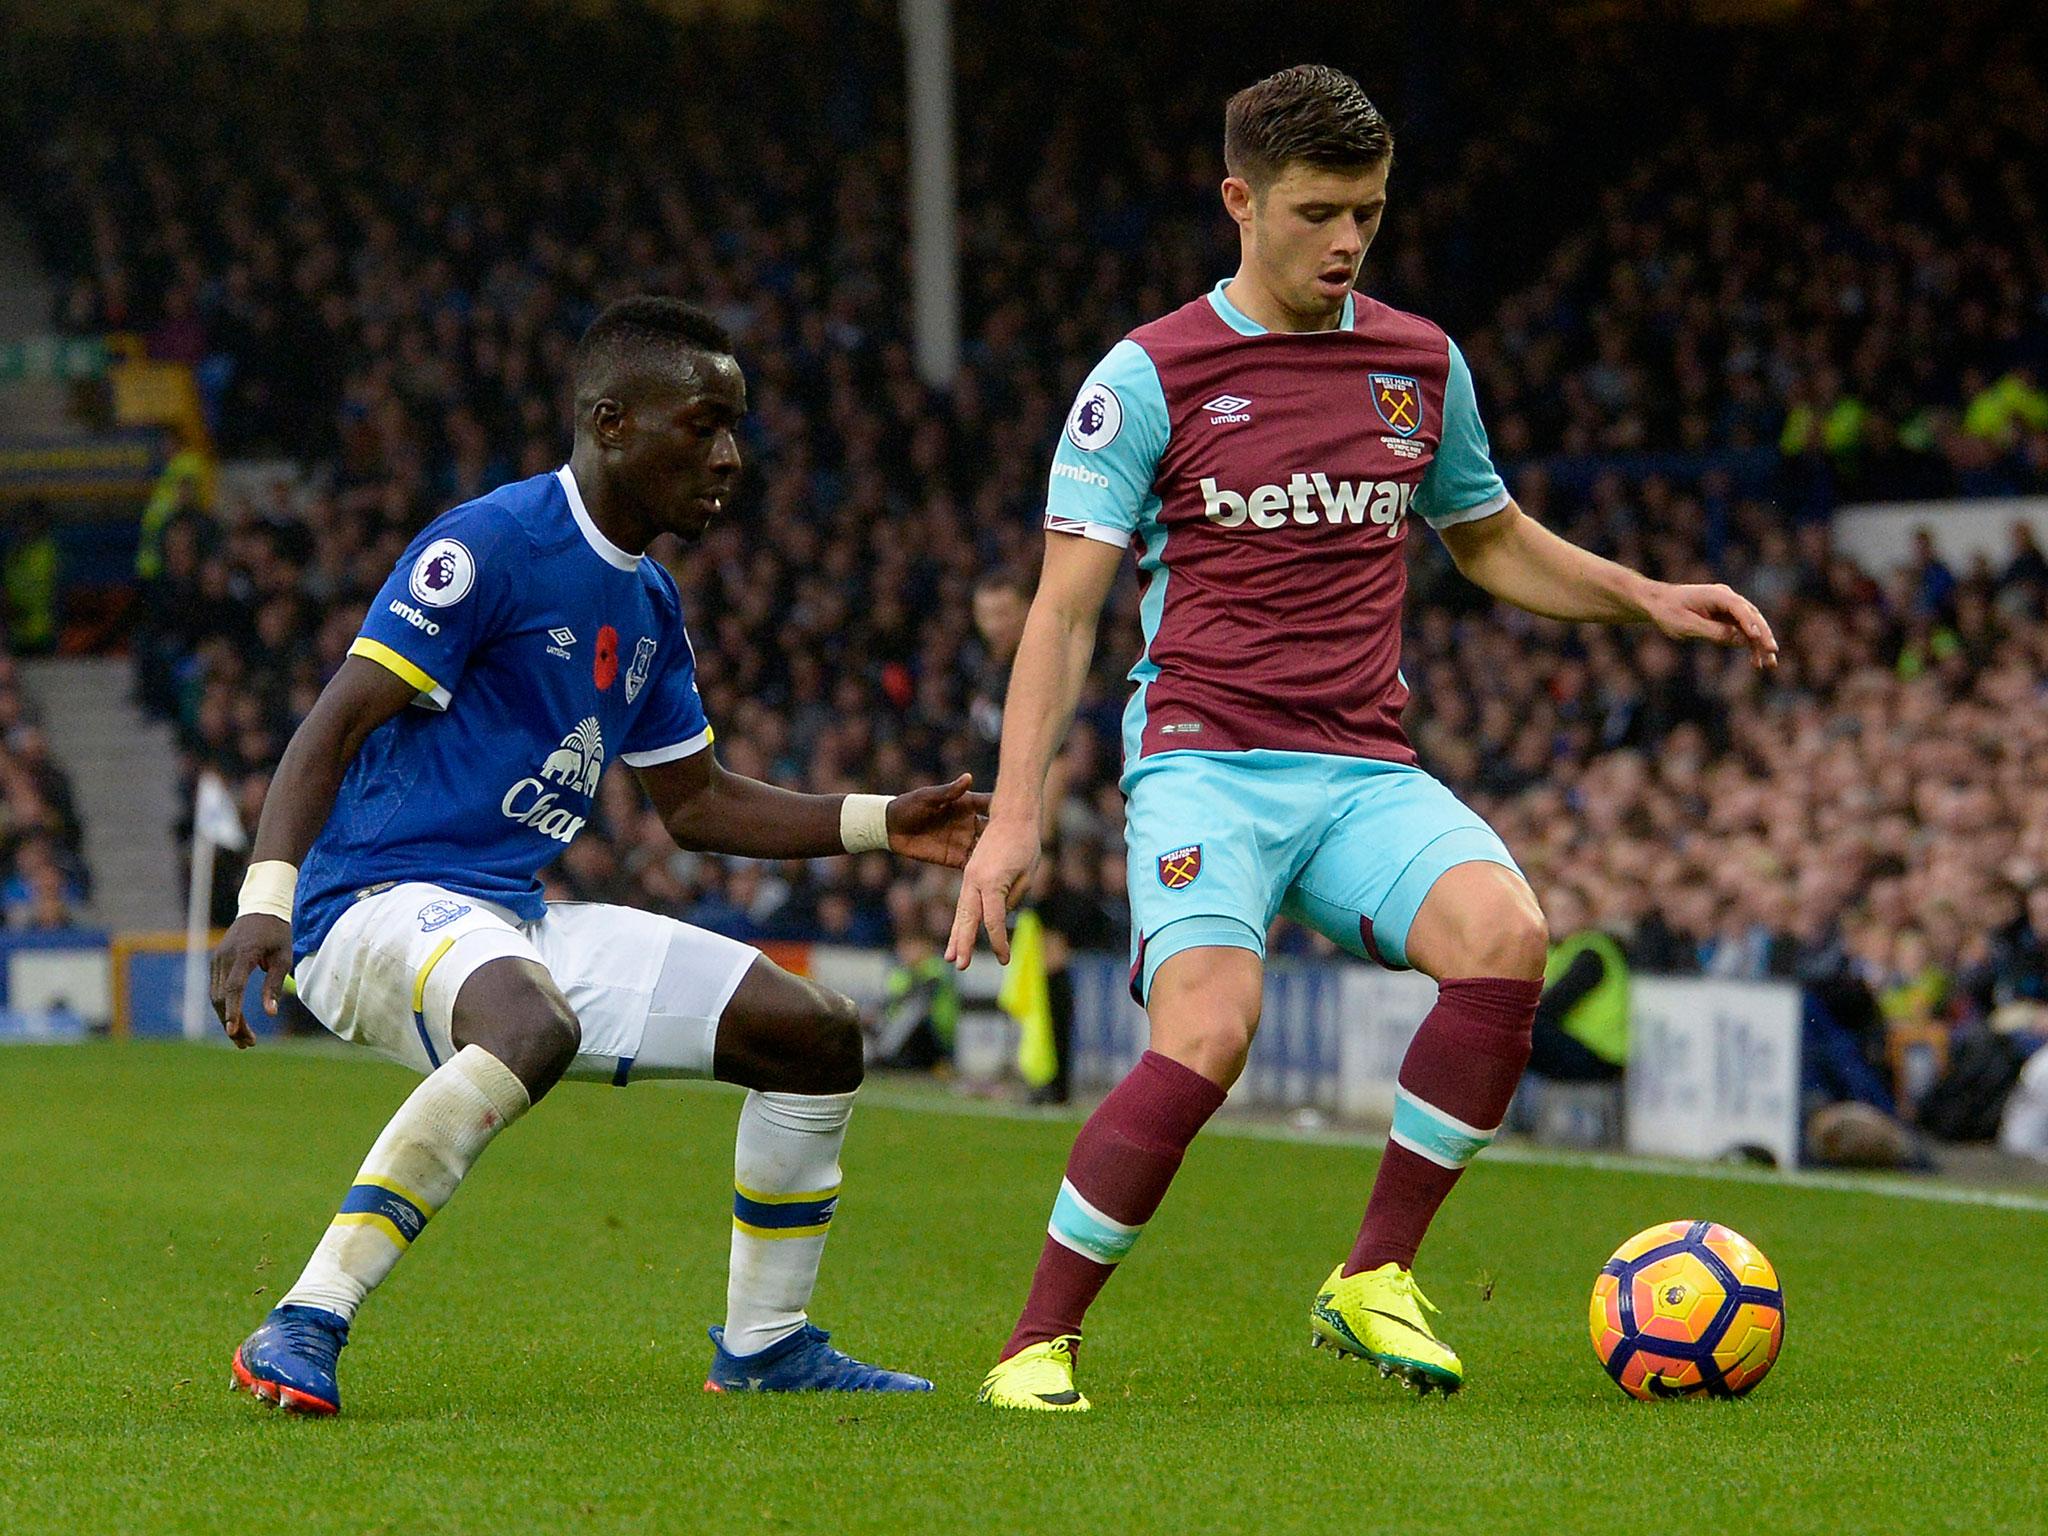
1450, 896, 1548, 980
536, 994, 583, 1070
1188, 1014, 1255, 1086
1150, 992, 1259, 1088
451, 959, 581, 1095
490, 993, 580, 1088
732, 979, 864, 1095
805, 985, 865, 1093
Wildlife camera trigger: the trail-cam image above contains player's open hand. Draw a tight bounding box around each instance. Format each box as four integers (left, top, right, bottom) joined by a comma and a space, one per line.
886, 774, 993, 869
946, 814, 1038, 969
1644, 582, 1779, 670
210, 913, 292, 1049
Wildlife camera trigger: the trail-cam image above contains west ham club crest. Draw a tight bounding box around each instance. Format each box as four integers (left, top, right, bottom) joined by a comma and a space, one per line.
1157, 845, 1203, 889
1370, 373, 1423, 438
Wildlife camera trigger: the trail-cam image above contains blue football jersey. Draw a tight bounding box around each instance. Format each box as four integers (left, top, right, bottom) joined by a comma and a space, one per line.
294, 467, 712, 959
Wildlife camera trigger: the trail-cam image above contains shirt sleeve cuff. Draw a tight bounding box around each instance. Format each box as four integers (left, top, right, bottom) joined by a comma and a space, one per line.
620, 725, 715, 768
1424, 487, 1511, 531
1045, 515, 1132, 548
349, 636, 452, 710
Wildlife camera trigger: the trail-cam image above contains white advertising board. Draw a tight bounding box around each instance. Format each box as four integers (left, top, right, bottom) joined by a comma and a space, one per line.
1834, 495, 2048, 576
1624, 978, 1802, 1167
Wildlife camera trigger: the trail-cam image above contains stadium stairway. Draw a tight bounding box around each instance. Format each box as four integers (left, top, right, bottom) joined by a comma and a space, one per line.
0, 204, 70, 434
0, 204, 53, 341
22, 657, 184, 932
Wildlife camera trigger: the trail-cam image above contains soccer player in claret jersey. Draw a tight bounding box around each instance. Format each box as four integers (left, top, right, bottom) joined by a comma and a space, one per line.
953, 67, 1779, 1411
212, 297, 988, 1414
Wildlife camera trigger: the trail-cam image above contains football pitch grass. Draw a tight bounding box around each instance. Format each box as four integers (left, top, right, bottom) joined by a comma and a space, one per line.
4, 1044, 2045, 1535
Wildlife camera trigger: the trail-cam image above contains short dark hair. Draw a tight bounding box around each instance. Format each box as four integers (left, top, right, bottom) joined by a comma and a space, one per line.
973, 565, 1034, 602
572, 296, 734, 402
1224, 65, 1393, 190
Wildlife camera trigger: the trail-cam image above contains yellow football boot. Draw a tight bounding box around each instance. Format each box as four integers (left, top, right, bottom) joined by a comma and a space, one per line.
976, 1336, 1090, 1413
1309, 1262, 1464, 1393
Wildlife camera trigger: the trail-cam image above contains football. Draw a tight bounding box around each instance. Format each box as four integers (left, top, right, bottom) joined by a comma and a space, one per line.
1589, 1220, 1784, 1400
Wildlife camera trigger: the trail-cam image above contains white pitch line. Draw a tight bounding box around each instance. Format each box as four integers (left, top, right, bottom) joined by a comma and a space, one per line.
851, 1082, 2048, 1217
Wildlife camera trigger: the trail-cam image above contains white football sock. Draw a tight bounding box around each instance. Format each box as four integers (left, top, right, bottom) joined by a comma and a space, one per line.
280, 1045, 530, 1322
722, 1089, 854, 1356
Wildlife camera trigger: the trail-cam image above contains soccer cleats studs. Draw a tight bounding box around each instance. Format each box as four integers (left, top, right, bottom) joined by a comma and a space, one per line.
704, 1323, 933, 1393
1310, 1262, 1464, 1394
231, 1304, 351, 1416
976, 1336, 1090, 1413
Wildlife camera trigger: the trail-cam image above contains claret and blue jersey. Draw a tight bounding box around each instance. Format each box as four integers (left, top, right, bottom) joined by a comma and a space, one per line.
294, 467, 712, 960
1046, 281, 1523, 998
1046, 278, 1510, 767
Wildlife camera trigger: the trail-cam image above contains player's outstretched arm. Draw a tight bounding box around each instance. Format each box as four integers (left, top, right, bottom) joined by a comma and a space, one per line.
210, 656, 419, 1047
636, 753, 991, 867
946, 531, 1124, 969
1436, 501, 1779, 669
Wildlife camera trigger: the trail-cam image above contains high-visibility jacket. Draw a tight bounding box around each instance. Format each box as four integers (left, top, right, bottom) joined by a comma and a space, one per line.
1544, 929, 1630, 1066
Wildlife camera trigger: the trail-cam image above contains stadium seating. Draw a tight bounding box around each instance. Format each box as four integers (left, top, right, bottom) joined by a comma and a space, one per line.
5, 4, 2046, 1034
0, 643, 90, 929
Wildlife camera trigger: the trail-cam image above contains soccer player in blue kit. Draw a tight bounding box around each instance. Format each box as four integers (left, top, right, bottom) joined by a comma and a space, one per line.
212, 297, 985, 1412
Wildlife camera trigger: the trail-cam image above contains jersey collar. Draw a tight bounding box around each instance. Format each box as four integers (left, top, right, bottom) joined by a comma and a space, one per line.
556, 465, 642, 572
1208, 278, 1355, 336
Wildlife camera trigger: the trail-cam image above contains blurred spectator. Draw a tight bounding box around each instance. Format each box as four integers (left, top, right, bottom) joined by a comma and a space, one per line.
1528, 885, 1628, 1085
0, 647, 90, 928
968, 567, 1032, 792
871, 913, 960, 1073
2, 503, 60, 656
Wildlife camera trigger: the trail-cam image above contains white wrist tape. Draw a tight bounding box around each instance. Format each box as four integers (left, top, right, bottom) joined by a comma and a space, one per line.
840, 793, 893, 854
237, 860, 298, 924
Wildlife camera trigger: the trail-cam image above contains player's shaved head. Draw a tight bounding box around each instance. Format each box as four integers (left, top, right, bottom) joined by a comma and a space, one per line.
568, 294, 746, 548
1224, 65, 1393, 193
572, 295, 735, 414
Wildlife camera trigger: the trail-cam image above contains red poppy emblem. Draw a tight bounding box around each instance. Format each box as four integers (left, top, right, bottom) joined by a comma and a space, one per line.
594, 625, 620, 691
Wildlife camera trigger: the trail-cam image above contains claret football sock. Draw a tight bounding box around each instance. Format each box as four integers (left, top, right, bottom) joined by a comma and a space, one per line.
279, 1044, 531, 1321
1002, 1050, 1226, 1360
1346, 976, 1540, 1275
722, 1089, 855, 1357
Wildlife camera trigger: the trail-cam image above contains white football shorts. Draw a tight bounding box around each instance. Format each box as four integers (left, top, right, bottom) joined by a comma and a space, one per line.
293, 880, 758, 1084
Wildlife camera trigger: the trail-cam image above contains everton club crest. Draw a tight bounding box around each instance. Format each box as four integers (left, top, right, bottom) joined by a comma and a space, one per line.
1157, 845, 1203, 890
1370, 373, 1422, 438
625, 637, 657, 702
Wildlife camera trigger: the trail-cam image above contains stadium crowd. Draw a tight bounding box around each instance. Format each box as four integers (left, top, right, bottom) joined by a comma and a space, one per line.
0, 644, 88, 932
6, 5, 2047, 1089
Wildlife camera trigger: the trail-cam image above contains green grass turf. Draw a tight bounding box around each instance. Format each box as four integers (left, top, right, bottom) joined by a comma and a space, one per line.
3, 1043, 2045, 1536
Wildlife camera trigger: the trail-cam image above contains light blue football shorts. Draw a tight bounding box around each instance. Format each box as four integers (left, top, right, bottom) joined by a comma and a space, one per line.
1121, 749, 1522, 1003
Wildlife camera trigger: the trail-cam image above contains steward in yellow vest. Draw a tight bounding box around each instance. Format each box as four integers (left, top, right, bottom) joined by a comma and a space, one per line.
1529, 928, 1630, 1081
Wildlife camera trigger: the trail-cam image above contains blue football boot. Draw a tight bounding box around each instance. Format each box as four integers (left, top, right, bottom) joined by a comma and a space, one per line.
704, 1323, 933, 1393
231, 1304, 350, 1415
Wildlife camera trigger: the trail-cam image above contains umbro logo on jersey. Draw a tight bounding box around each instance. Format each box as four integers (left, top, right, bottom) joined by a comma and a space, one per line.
547, 626, 576, 661
387, 599, 441, 637
1200, 474, 1412, 538
1051, 460, 1111, 490
1202, 393, 1252, 425
501, 717, 603, 843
